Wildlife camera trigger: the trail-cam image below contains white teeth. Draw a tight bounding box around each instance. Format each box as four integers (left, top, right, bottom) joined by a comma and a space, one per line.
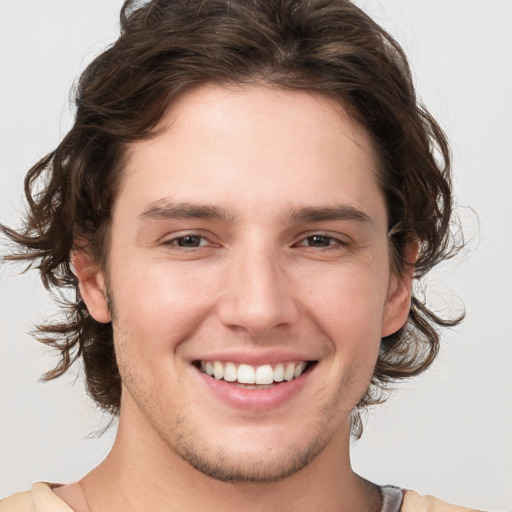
237, 364, 255, 384
255, 364, 274, 385
294, 362, 306, 378
213, 361, 223, 380
199, 360, 309, 385
274, 363, 284, 382
223, 362, 237, 382
284, 362, 295, 382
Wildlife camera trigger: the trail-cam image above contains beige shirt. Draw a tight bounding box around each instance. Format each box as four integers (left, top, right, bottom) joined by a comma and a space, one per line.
0, 482, 484, 512
0, 484, 72, 512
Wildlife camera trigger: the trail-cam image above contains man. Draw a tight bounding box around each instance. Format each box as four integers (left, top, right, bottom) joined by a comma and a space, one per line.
0, 0, 486, 510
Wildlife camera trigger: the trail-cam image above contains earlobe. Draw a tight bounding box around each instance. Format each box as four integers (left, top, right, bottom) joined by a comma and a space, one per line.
72, 251, 111, 323
381, 272, 412, 337
381, 239, 418, 337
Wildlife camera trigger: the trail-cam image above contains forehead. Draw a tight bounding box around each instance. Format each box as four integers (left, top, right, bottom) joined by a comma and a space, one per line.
130, 83, 377, 170
116, 84, 384, 225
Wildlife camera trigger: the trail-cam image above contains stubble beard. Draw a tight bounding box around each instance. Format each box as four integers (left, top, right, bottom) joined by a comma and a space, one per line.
122, 373, 356, 485
117, 352, 350, 485
117, 351, 361, 485
108, 286, 364, 486
165, 414, 334, 484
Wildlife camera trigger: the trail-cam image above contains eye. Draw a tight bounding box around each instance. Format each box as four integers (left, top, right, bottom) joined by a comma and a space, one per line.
165, 235, 211, 248
302, 235, 334, 247
297, 234, 347, 248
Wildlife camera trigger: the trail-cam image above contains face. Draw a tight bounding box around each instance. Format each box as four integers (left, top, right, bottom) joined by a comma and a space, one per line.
78, 84, 411, 482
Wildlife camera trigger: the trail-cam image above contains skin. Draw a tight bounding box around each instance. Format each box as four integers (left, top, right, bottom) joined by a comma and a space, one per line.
63, 84, 413, 512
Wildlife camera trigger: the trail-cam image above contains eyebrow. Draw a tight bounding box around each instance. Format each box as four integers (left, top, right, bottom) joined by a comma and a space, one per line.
139, 200, 235, 223
285, 205, 374, 226
139, 200, 373, 226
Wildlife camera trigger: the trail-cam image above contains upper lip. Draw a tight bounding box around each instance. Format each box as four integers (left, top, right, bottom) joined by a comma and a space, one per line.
190, 349, 317, 366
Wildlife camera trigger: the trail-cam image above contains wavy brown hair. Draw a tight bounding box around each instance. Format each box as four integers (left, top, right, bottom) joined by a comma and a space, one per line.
1, 0, 463, 436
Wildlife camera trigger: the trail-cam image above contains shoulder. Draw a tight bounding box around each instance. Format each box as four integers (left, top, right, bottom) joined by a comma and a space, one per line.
0, 483, 74, 512
402, 490, 483, 512
0, 490, 34, 512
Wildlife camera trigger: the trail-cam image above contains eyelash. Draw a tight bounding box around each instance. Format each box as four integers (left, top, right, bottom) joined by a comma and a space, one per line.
162, 233, 348, 250
163, 234, 214, 249
294, 234, 348, 249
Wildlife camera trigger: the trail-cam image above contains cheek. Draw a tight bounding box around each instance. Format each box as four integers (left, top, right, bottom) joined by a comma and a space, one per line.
304, 265, 389, 333
300, 263, 389, 382
108, 261, 218, 353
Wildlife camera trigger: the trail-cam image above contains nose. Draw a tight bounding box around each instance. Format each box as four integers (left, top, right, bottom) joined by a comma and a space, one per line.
217, 247, 299, 336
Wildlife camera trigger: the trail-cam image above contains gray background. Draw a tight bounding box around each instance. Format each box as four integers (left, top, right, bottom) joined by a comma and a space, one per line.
1, 1, 511, 510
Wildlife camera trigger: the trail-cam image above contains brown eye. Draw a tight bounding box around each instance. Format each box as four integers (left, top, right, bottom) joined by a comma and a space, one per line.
168, 235, 207, 248
304, 235, 334, 247
177, 236, 202, 247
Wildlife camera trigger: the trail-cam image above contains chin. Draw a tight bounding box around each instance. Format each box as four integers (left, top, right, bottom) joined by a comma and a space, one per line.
178, 442, 324, 483
164, 418, 336, 484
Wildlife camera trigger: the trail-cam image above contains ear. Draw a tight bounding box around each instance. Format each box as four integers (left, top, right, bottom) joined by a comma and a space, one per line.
72, 251, 111, 323
381, 239, 419, 337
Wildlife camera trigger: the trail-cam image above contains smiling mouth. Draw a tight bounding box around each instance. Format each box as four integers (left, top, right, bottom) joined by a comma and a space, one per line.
195, 360, 316, 388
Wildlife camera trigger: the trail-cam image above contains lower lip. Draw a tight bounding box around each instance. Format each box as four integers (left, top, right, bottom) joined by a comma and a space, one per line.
197, 366, 313, 411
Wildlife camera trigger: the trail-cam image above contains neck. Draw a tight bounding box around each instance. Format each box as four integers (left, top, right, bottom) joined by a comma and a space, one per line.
78, 403, 381, 512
